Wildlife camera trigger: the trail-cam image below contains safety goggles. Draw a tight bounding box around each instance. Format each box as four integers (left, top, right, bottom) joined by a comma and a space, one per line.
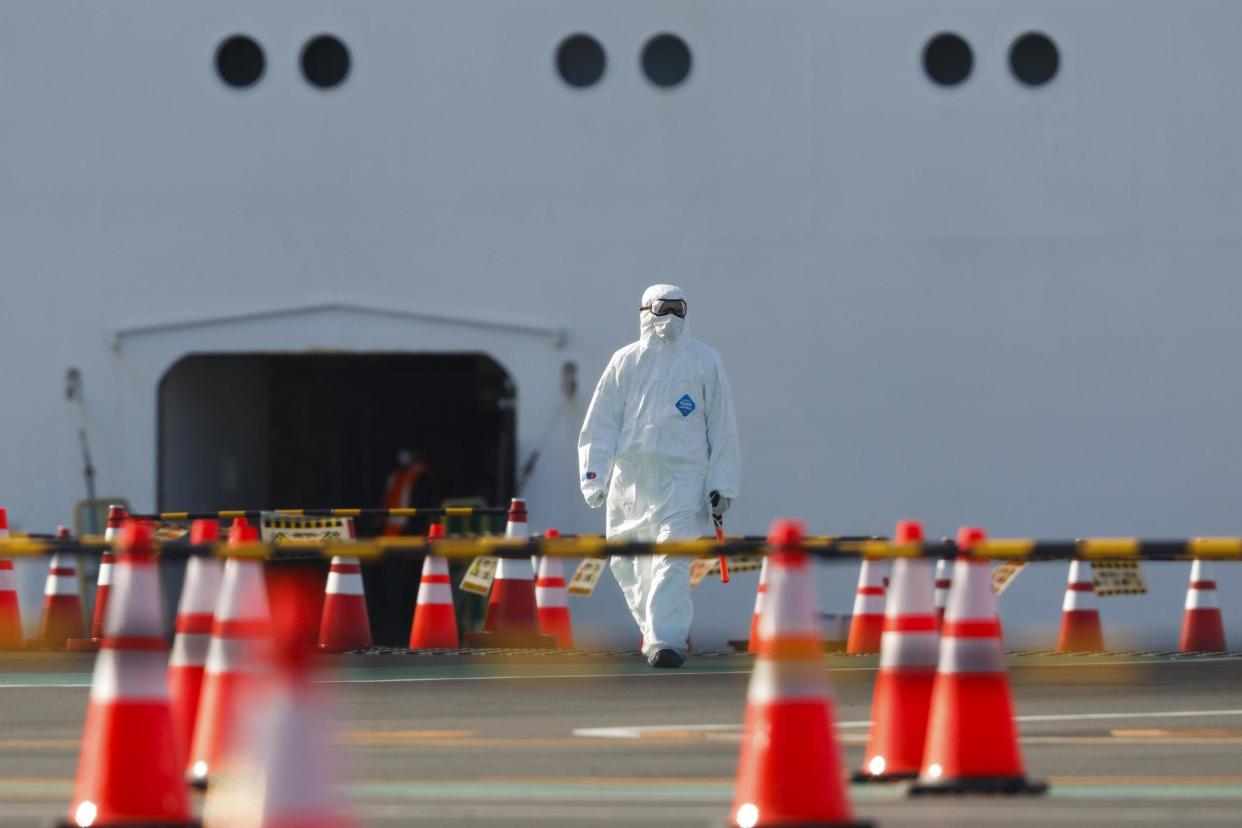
640, 298, 688, 318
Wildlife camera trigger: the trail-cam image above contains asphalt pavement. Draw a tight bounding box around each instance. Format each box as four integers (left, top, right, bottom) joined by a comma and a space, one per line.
2, 650, 1241, 826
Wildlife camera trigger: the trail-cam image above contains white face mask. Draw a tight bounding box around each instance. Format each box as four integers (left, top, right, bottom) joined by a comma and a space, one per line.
653, 315, 685, 342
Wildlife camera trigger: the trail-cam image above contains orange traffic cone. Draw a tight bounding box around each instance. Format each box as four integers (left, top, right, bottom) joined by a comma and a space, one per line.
0, 508, 23, 650
204, 576, 357, 828
169, 520, 224, 770
934, 558, 952, 627
856, 519, 938, 782
59, 519, 196, 828
188, 517, 272, 788
36, 526, 85, 649
408, 523, 459, 649
730, 519, 869, 828
1179, 559, 1227, 652
910, 526, 1046, 795
465, 499, 555, 649
535, 529, 574, 649
70, 504, 126, 652
1056, 560, 1104, 653
318, 554, 371, 653
741, 558, 770, 654
846, 557, 887, 654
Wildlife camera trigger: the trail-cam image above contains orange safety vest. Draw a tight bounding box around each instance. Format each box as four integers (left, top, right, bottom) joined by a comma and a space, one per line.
380, 463, 427, 536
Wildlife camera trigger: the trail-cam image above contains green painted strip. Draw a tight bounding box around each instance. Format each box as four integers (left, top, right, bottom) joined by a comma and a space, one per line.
347, 780, 736, 802
1049, 784, 1242, 800
0, 674, 91, 687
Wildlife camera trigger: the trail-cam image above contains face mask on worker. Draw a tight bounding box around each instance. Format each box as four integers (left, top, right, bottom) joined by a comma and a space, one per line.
640, 285, 687, 344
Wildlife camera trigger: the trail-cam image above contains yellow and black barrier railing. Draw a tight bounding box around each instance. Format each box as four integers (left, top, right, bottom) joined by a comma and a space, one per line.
128, 506, 509, 522
1, 536, 1242, 562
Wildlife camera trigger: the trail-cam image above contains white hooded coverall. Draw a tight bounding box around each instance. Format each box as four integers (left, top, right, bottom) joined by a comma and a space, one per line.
578, 285, 741, 656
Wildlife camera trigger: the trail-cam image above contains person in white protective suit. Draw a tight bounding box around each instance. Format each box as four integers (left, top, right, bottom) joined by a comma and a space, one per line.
578, 284, 741, 668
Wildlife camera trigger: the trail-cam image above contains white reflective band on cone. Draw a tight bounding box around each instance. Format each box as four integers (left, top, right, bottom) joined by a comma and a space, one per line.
937, 637, 1007, 674
889, 559, 936, 614
1062, 587, 1097, 611
0, 566, 15, 590
110, 563, 165, 635
97, 561, 113, 587
1186, 588, 1219, 610
180, 559, 223, 614
760, 567, 817, 637
169, 633, 211, 668
851, 594, 885, 615
535, 586, 568, 607
45, 556, 78, 596
495, 557, 534, 581
879, 630, 939, 668
746, 659, 832, 705
422, 556, 450, 577
91, 649, 171, 702
943, 560, 994, 622
416, 582, 453, 604
325, 571, 364, 596
205, 636, 269, 675
215, 560, 270, 623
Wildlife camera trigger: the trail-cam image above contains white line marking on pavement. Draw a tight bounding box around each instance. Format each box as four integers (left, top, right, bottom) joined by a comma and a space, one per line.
2, 652, 1240, 689
574, 709, 1242, 738
316, 670, 755, 685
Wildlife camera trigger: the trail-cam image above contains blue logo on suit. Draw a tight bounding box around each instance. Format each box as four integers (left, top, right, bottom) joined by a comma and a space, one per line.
675, 394, 696, 417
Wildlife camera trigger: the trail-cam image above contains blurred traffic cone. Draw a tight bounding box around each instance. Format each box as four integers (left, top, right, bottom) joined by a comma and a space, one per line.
934, 558, 952, 627
169, 520, 224, 771
0, 508, 22, 650
1056, 560, 1104, 653
188, 517, 272, 788
204, 576, 357, 828
35, 526, 85, 649
856, 519, 937, 782
59, 520, 195, 828
846, 557, 886, 654
69, 504, 126, 652
535, 529, 573, 649
730, 519, 869, 828
1179, 559, 1227, 652
743, 558, 770, 654
911, 526, 1046, 795
408, 523, 459, 649
318, 555, 371, 653
466, 499, 555, 649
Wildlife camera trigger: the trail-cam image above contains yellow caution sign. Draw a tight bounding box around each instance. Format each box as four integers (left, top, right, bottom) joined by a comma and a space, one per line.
1093, 561, 1148, 596
991, 561, 1028, 595
459, 556, 498, 596
568, 558, 607, 596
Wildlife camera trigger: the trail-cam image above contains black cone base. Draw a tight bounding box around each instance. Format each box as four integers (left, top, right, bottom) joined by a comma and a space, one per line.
851, 769, 917, 783
464, 631, 557, 649
908, 776, 1049, 796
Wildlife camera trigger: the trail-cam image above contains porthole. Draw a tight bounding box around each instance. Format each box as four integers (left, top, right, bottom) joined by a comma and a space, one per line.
301, 34, 351, 89
557, 34, 606, 88
922, 32, 973, 87
641, 33, 692, 88
1009, 32, 1059, 87
215, 35, 265, 89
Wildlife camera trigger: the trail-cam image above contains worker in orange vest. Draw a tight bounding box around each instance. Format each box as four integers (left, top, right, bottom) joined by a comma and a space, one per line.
380, 448, 431, 536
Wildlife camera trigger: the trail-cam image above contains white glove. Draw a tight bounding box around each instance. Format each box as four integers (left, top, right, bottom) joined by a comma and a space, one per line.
710, 491, 732, 517
585, 489, 607, 509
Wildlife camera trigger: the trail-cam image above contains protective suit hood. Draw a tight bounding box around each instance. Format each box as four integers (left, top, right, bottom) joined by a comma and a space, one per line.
640, 284, 687, 344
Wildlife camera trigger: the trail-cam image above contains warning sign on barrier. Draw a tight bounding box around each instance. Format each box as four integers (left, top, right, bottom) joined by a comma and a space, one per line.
1094, 561, 1147, 596
259, 512, 353, 543
568, 557, 607, 596
460, 556, 498, 596
154, 523, 187, 541
690, 554, 764, 588
992, 561, 1028, 596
